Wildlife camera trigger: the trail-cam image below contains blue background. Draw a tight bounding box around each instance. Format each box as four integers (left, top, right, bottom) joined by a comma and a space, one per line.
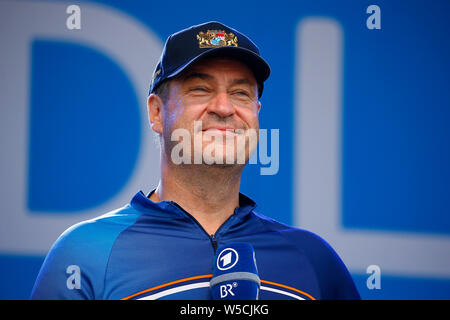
1, 0, 450, 299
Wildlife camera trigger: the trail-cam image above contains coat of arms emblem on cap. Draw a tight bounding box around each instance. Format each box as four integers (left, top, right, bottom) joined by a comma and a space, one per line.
196, 30, 238, 48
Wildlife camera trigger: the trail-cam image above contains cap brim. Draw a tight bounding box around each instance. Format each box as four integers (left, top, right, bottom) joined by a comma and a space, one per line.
165, 46, 271, 97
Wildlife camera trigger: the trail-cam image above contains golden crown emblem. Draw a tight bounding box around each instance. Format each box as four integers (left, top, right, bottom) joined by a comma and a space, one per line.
196, 30, 238, 48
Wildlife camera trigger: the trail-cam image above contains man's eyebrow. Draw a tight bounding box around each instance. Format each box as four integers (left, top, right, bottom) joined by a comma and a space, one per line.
181, 72, 255, 85
230, 78, 256, 87
180, 72, 257, 93
181, 72, 214, 82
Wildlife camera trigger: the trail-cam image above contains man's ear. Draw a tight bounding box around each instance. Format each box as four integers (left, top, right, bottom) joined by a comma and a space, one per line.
257, 101, 261, 114
148, 93, 164, 134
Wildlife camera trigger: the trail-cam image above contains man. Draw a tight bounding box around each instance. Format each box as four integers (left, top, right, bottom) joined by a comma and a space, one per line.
30, 21, 360, 300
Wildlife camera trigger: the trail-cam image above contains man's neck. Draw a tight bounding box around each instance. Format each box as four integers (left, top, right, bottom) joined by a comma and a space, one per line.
150, 162, 243, 235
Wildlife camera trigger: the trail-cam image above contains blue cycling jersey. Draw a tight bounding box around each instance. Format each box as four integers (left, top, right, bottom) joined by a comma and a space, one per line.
30, 190, 360, 300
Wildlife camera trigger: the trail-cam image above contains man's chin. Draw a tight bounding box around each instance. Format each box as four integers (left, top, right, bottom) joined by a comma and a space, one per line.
200, 143, 249, 165
198, 161, 246, 172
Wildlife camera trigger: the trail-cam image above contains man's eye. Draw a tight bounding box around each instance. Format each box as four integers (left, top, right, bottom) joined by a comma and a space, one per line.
190, 87, 209, 92
233, 90, 250, 97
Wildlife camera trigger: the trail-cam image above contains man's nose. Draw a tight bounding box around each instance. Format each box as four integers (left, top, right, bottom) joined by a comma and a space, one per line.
207, 91, 235, 118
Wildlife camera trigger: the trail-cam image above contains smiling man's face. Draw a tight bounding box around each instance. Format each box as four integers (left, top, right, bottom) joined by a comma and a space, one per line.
157, 56, 261, 167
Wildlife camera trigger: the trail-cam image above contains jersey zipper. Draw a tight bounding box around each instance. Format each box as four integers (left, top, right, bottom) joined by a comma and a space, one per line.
169, 201, 237, 254
210, 234, 218, 254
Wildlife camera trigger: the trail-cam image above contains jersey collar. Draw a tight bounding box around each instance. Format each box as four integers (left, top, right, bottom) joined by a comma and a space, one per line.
130, 189, 257, 219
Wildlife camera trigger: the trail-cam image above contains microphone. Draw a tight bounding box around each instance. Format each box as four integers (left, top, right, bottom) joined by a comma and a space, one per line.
210, 242, 260, 300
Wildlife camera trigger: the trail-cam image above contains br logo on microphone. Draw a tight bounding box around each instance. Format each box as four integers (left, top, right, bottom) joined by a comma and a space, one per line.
220, 282, 237, 298
217, 248, 239, 271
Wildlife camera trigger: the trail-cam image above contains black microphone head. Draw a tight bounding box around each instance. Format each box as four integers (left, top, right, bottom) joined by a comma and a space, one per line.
210, 242, 260, 300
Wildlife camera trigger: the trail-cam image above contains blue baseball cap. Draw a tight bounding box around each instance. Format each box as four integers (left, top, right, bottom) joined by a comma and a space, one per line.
149, 21, 271, 98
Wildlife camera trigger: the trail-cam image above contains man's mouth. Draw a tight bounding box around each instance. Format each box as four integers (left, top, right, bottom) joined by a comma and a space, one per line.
202, 127, 238, 135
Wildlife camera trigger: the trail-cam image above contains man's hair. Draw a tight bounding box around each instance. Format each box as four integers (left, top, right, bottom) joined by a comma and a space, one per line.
153, 80, 170, 104
150, 80, 171, 147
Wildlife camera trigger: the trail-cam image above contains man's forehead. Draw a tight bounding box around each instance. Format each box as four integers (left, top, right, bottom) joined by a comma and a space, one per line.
180, 57, 257, 83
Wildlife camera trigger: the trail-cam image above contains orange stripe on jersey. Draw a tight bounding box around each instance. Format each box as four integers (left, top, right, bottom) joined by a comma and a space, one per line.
261, 279, 316, 300
120, 274, 213, 300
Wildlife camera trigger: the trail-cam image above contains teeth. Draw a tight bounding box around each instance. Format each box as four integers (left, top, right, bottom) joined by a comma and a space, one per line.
201, 128, 242, 134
